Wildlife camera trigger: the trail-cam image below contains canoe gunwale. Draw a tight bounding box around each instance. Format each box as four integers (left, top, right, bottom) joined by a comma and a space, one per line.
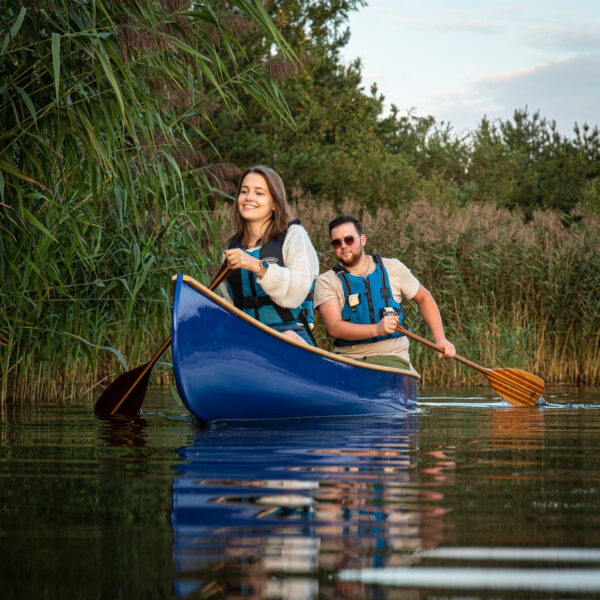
173, 274, 420, 380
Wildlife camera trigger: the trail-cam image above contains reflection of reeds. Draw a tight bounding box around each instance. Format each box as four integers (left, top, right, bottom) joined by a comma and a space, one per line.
297, 197, 600, 387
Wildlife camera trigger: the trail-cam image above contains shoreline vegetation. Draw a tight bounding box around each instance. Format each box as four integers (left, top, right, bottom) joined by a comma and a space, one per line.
2, 198, 598, 402
2, 1, 599, 403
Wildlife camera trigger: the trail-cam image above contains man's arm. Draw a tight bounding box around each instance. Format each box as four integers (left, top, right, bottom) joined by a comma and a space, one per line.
318, 297, 399, 341
411, 285, 455, 358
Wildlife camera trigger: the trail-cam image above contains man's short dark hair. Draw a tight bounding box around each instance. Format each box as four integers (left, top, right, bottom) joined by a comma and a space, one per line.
328, 215, 363, 237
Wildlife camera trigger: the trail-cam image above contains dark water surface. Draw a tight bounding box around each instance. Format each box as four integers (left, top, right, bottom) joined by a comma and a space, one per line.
1, 387, 600, 599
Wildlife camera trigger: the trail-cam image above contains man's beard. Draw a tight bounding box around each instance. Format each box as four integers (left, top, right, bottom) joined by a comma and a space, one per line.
339, 250, 362, 267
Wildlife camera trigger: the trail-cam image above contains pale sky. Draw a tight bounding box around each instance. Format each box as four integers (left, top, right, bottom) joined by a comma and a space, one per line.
341, 0, 600, 137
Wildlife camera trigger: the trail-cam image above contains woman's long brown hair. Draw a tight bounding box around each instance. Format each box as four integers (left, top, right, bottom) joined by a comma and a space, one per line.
227, 165, 294, 248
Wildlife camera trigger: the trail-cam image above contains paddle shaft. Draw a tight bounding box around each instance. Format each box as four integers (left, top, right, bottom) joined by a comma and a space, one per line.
107, 263, 230, 416
396, 324, 489, 374
397, 323, 545, 407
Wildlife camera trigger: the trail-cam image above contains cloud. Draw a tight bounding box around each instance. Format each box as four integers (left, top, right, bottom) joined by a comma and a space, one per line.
395, 9, 600, 54
427, 55, 600, 135
343, 1, 600, 137
522, 24, 600, 54
486, 5, 529, 17
395, 16, 504, 35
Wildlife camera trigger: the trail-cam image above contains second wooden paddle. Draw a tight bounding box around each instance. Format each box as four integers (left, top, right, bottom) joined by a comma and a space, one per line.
397, 324, 545, 407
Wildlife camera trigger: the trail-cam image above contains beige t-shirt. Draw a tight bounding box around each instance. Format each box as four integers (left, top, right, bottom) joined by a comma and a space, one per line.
314, 256, 420, 361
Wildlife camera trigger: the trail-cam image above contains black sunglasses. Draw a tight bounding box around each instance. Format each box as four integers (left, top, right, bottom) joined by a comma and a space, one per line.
331, 235, 357, 249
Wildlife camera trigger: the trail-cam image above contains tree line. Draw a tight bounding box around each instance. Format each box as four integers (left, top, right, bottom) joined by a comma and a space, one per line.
206, 0, 600, 217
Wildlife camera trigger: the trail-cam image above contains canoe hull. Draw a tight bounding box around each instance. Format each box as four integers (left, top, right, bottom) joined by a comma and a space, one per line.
171, 275, 418, 422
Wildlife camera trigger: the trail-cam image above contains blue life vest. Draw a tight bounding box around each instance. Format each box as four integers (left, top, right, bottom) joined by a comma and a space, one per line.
226, 222, 314, 334
333, 253, 405, 347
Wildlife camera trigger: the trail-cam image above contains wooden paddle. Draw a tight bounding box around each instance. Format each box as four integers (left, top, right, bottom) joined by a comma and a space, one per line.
94, 262, 231, 417
396, 324, 545, 407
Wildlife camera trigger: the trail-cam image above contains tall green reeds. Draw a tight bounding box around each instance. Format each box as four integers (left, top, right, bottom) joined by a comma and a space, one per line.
298, 198, 600, 386
1, 1, 298, 402
2, 3, 597, 403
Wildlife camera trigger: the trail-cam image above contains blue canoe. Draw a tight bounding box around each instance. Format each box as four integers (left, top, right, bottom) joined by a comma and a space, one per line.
171, 274, 419, 422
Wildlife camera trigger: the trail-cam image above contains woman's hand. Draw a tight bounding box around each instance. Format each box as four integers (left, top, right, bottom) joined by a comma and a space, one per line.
224, 248, 261, 274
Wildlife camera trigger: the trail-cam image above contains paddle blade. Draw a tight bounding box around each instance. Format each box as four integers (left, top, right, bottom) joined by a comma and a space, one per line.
94, 364, 151, 417
484, 368, 545, 407
94, 267, 228, 419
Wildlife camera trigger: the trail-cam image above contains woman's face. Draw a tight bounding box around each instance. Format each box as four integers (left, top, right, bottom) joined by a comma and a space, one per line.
237, 173, 275, 224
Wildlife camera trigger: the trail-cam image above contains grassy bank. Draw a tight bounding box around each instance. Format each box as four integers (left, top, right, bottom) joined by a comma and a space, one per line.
2, 196, 598, 403
0, 191, 225, 402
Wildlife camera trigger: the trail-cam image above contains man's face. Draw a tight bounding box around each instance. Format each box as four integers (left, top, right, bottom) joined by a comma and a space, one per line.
330, 223, 366, 267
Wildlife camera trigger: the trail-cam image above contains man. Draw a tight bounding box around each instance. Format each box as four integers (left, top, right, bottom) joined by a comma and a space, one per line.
314, 215, 455, 369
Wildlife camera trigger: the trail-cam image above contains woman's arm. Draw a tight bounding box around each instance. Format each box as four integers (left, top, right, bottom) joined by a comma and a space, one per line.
259, 225, 319, 308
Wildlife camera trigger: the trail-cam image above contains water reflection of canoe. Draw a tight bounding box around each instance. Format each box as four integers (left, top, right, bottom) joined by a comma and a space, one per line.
170, 417, 421, 598
171, 274, 420, 422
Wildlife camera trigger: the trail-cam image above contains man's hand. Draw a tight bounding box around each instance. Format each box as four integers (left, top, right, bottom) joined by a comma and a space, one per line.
375, 314, 399, 337
435, 337, 456, 359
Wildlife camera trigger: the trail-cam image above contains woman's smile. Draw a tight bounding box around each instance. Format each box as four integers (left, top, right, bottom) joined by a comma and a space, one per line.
237, 173, 274, 224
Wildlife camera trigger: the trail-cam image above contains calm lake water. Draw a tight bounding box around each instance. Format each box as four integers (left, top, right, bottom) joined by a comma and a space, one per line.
1, 386, 600, 599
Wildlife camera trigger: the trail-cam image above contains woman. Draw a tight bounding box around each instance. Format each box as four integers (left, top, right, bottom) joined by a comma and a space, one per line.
219, 165, 319, 345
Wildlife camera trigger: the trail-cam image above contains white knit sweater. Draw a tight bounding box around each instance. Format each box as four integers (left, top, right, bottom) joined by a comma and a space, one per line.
219, 224, 319, 308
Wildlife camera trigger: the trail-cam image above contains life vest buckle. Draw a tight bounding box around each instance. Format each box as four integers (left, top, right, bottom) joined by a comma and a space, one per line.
348, 293, 360, 307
